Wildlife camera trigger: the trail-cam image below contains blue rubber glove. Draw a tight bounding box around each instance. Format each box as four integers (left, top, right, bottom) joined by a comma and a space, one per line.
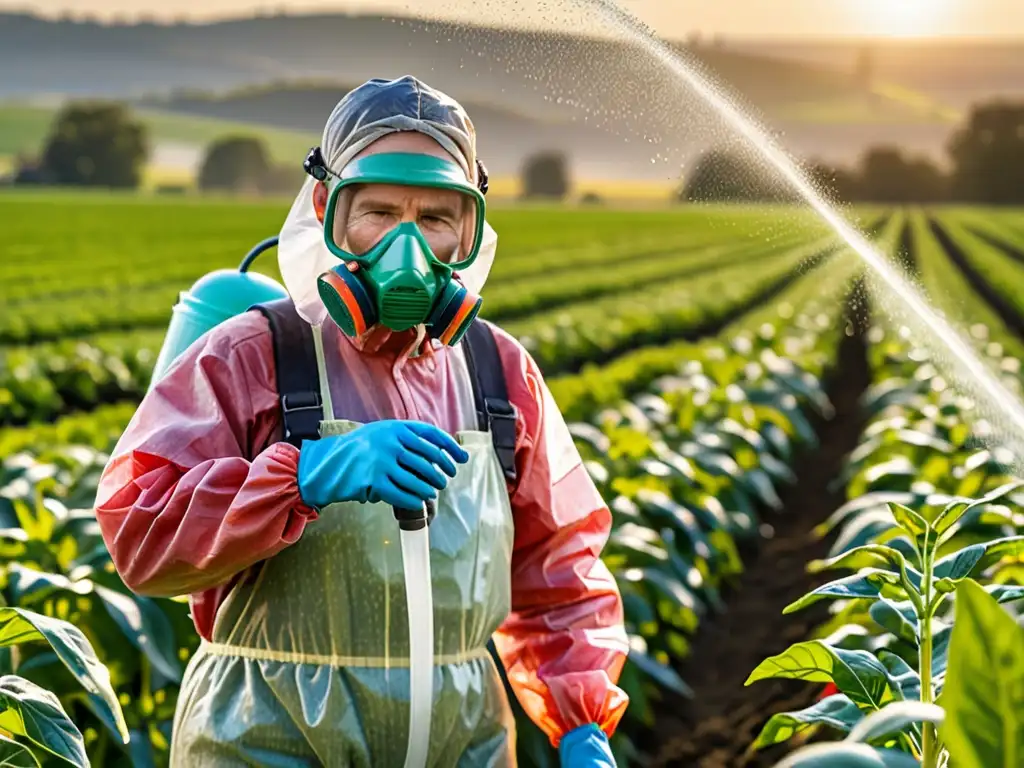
559, 724, 616, 768
297, 420, 469, 510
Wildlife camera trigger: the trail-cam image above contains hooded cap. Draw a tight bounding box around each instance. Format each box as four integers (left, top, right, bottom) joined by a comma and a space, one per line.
278, 76, 498, 327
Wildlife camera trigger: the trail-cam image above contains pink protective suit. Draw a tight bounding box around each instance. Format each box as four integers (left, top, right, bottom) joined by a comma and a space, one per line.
95, 313, 630, 747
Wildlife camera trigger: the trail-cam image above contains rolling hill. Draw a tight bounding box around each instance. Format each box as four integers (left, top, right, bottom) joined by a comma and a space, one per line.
1, 10, 1018, 179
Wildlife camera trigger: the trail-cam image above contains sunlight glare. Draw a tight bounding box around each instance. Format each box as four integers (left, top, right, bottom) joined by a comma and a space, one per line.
856, 0, 954, 38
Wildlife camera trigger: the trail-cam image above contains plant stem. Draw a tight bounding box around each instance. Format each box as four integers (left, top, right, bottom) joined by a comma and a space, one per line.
920, 542, 937, 768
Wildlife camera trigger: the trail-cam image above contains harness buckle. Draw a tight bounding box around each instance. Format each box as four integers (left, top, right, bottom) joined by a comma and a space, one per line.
281, 391, 323, 443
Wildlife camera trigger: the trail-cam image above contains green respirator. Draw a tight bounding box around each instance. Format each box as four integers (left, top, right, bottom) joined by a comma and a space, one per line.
306, 150, 486, 347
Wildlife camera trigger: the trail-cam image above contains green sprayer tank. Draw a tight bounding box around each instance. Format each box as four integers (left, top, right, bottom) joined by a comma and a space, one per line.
148, 236, 288, 391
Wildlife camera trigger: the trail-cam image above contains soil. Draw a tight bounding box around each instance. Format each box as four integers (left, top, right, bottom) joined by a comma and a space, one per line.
635, 287, 872, 768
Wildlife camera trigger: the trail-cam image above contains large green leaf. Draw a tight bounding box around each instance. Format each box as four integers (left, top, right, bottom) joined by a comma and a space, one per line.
0, 609, 127, 744
0, 734, 39, 767
5, 566, 91, 607
0, 676, 86, 767
846, 700, 944, 744
888, 503, 928, 539
746, 641, 899, 712
933, 481, 1024, 537
940, 580, 1024, 768
934, 543, 990, 581
772, 743, 921, 767
752, 694, 863, 749
963, 536, 1024, 576
986, 584, 1024, 604
784, 570, 903, 614
94, 585, 182, 683
869, 601, 919, 645
877, 651, 921, 703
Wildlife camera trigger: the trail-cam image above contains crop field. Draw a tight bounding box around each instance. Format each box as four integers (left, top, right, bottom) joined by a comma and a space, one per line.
1, 191, 1024, 768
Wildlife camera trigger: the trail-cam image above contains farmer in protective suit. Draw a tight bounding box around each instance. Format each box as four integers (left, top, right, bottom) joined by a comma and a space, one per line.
94, 75, 628, 767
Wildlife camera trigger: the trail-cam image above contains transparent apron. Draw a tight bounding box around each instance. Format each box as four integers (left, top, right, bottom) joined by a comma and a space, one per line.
170, 330, 517, 767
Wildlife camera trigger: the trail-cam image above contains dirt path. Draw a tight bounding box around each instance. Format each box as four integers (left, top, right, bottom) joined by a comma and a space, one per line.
638, 288, 871, 768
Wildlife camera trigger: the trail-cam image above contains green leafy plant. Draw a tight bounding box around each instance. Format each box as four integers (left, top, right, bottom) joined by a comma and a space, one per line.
939, 579, 1024, 768
747, 484, 1024, 766
771, 575, 1024, 767
0, 606, 127, 766
0, 448, 198, 766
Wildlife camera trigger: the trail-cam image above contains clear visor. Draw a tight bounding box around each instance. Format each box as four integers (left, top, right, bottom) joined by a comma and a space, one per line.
327, 184, 482, 269
321, 153, 486, 270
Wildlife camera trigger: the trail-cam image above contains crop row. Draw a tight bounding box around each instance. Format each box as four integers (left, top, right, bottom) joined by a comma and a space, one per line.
905, 210, 1024, 365
0, 210, 882, 426
742, 307, 1024, 766
1, 194, 825, 292
0, 227, 853, 426
925, 215, 1024, 343
0, 225, 829, 345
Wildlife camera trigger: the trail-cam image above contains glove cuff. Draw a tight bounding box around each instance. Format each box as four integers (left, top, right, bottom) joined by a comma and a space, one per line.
559, 723, 606, 756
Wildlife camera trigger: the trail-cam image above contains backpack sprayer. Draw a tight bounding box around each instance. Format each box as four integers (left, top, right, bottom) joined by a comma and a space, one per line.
149, 236, 436, 768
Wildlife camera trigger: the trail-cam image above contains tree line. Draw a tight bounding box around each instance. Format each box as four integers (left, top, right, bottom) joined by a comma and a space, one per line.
8, 98, 1024, 204
680, 101, 1024, 206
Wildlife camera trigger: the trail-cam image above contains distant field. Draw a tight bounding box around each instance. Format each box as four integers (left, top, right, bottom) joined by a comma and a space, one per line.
0, 101, 318, 173
0, 102, 683, 199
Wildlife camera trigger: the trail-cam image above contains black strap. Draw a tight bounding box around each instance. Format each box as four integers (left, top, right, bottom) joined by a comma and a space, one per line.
249, 298, 324, 448
463, 321, 518, 483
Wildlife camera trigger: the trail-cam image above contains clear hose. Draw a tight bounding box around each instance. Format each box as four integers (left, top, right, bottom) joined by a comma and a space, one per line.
399, 522, 433, 768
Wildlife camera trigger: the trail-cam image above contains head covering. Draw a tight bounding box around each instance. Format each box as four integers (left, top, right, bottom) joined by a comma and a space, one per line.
279, 76, 498, 327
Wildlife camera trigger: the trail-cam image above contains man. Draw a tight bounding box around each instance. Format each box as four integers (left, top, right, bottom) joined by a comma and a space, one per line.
95, 76, 628, 767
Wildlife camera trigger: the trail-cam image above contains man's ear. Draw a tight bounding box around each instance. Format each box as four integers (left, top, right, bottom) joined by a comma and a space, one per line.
312, 182, 328, 223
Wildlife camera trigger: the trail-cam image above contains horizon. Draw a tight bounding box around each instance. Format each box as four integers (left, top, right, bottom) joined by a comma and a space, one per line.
3, 0, 1024, 41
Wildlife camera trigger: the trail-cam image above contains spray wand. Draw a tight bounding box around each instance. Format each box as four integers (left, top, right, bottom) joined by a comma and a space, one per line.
393, 500, 436, 768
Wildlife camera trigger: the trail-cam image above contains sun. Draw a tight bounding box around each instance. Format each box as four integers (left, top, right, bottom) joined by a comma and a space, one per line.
857, 0, 953, 38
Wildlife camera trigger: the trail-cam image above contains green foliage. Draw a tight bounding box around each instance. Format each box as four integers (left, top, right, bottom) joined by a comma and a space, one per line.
949, 101, 1024, 205
0, 605, 127, 766
939, 580, 1024, 768
679, 149, 797, 203
0, 448, 198, 766
197, 135, 271, 192
521, 152, 569, 200
39, 103, 148, 189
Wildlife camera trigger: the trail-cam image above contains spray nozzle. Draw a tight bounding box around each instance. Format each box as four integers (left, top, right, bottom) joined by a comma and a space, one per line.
393, 499, 436, 531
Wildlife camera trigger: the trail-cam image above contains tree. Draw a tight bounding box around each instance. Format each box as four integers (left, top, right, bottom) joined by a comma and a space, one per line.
948, 100, 1024, 205
521, 152, 569, 200
858, 146, 947, 203
40, 102, 148, 188
806, 159, 862, 202
198, 136, 272, 193
679, 149, 792, 203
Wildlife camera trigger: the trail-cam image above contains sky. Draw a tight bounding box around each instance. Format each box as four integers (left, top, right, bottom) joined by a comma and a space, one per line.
4, 0, 1024, 39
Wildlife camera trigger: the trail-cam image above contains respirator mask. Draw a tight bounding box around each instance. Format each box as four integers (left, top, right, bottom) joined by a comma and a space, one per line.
304, 147, 486, 347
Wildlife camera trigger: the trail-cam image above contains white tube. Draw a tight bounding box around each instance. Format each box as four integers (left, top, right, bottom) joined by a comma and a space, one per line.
400, 526, 434, 768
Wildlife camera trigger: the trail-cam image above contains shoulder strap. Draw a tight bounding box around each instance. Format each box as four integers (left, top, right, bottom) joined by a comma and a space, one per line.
462, 321, 518, 483
249, 298, 324, 448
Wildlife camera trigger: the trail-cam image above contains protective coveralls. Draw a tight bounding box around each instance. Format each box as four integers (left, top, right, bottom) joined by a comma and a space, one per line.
94, 75, 628, 767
